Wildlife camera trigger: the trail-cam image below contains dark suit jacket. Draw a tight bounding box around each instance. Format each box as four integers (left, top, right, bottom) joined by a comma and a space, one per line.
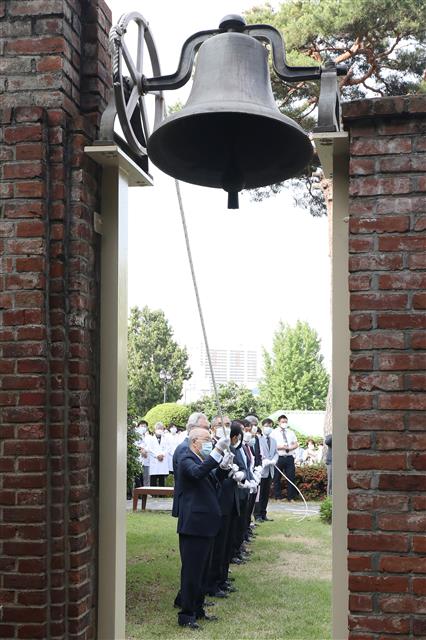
172, 438, 188, 517
215, 469, 240, 517
177, 450, 222, 538
234, 446, 253, 501
250, 437, 262, 467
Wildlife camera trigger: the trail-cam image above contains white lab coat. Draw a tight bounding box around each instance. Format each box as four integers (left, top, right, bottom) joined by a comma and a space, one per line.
145, 433, 170, 476
167, 433, 180, 471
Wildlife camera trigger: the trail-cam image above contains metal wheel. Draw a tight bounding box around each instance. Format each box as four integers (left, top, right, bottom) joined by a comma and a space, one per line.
110, 12, 164, 156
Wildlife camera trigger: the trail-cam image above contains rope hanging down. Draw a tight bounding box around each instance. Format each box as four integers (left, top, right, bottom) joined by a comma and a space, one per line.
173, 178, 225, 425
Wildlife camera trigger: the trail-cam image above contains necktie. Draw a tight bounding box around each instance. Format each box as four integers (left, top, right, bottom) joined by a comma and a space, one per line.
282, 429, 288, 446
266, 436, 270, 451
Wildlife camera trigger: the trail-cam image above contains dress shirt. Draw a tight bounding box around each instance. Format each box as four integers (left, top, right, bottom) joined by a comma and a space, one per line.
271, 426, 298, 458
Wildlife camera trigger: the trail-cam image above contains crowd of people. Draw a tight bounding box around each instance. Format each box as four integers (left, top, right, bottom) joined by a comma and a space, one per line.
133, 411, 331, 629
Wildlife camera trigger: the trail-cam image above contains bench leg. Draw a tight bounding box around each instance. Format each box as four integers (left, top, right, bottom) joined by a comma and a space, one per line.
133, 492, 138, 512
142, 495, 147, 511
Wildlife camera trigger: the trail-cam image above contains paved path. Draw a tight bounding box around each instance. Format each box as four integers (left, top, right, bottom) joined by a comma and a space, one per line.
128, 497, 320, 515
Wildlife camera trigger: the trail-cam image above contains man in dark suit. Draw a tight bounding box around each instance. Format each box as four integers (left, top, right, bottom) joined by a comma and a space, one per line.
177, 427, 229, 629
172, 412, 210, 518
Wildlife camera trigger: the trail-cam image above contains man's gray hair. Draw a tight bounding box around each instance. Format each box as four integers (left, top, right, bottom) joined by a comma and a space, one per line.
188, 427, 209, 445
186, 412, 208, 431
245, 415, 258, 425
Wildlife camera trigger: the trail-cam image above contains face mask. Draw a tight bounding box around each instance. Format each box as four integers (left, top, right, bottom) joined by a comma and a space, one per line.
155, 430, 163, 436
251, 426, 258, 434
170, 427, 177, 434
139, 426, 146, 434
216, 427, 230, 439
263, 426, 272, 436
243, 432, 251, 442
200, 442, 213, 458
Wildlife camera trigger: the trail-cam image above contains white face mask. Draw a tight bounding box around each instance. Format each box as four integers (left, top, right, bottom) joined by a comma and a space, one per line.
155, 430, 164, 436
216, 427, 231, 439
139, 426, 146, 434
170, 427, 177, 434
251, 426, 258, 434
243, 432, 252, 442
263, 426, 272, 436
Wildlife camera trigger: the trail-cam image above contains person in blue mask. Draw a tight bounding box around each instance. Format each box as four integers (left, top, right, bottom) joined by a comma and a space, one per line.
176, 427, 229, 630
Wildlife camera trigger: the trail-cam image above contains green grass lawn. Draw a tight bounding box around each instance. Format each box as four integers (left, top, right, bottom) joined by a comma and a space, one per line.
126, 511, 331, 640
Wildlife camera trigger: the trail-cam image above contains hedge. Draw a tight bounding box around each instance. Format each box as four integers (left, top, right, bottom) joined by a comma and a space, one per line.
271, 463, 328, 500
143, 403, 191, 431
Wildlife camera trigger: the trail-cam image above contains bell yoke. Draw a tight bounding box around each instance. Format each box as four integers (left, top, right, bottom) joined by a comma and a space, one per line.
112, 13, 346, 208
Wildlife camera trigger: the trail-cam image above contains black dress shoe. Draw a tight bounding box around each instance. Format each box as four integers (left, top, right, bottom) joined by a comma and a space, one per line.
255, 517, 263, 522
178, 620, 201, 630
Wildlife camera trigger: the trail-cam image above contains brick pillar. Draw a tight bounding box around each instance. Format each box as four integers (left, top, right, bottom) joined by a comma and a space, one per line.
344, 96, 426, 638
0, 2, 112, 639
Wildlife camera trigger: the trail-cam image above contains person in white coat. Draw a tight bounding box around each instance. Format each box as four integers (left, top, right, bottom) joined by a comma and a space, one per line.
167, 424, 181, 476
146, 422, 170, 486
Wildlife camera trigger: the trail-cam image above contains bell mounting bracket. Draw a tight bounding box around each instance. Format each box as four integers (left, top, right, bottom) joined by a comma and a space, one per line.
102, 12, 346, 161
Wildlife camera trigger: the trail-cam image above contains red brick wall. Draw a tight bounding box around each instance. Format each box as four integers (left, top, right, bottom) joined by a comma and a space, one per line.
0, 2, 112, 639
344, 96, 426, 638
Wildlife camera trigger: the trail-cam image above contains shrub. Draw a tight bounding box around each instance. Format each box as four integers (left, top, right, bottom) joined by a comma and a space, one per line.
143, 403, 191, 431
271, 463, 327, 500
127, 418, 142, 498
320, 496, 332, 524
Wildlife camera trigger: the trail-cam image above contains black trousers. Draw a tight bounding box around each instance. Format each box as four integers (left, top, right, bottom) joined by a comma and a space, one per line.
258, 475, 273, 518
206, 514, 231, 592
178, 534, 214, 624
150, 474, 166, 487
232, 496, 248, 556
273, 455, 296, 499
245, 492, 256, 535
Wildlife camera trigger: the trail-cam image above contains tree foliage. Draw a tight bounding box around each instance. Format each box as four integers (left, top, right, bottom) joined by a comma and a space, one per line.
127, 306, 192, 417
143, 402, 191, 430
189, 381, 260, 420
259, 320, 329, 411
245, 0, 426, 213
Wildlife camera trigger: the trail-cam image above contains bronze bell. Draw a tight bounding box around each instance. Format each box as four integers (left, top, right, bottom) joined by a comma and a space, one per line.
147, 30, 313, 208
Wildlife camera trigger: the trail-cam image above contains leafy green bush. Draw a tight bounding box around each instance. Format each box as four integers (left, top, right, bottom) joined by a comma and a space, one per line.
320, 496, 332, 524
127, 418, 142, 498
272, 463, 327, 500
143, 403, 191, 430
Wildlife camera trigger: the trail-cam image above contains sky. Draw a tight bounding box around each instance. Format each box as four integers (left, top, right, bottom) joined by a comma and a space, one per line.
109, 0, 332, 370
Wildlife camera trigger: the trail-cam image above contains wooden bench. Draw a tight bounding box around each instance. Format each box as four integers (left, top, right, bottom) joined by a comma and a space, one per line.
132, 486, 174, 511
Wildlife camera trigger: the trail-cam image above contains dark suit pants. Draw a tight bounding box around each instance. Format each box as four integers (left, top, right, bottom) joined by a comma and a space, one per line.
273, 455, 296, 499
245, 493, 256, 535
233, 497, 248, 556
258, 475, 272, 519
150, 474, 166, 487
178, 534, 214, 624
206, 514, 231, 592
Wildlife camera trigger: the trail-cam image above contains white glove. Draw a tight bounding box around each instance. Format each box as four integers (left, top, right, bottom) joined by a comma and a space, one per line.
231, 463, 239, 473
253, 470, 261, 483
248, 479, 258, 492
254, 465, 263, 475
233, 470, 245, 483
262, 458, 271, 468
220, 451, 234, 469
215, 435, 231, 453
